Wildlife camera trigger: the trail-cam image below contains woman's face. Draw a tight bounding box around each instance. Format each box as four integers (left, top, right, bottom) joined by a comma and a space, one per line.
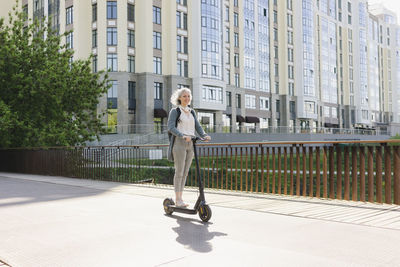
179, 91, 191, 106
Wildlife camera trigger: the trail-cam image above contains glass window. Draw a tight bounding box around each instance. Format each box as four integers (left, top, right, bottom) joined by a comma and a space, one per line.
177, 36, 182, 52
128, 4, 134, 22
66, 6, 73, 25
154, 82, 162, 100
226, 91, 232, 107
127, 30, 135, 48
128, 81, 136, 110
92, 30, 97, 48
153, 31, 161, 49
153, 6, 161, 24
92, 4, 97, 22
107, 80, 118, 109
128, 55, 135, 73
66, 32, 73, 49
107, 1, 117, 19
107, 27, 117, 46
153, 57, 162, 74
234, 13, 239, 26
176, 11, 181, 28
107, 53, 118, 71
92, 55, 97, 73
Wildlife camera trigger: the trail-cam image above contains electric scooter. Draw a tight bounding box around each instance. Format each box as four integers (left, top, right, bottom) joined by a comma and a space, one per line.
163, 137, 212, 222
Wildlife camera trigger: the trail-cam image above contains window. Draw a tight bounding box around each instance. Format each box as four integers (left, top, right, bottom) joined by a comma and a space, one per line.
225, 6, 229, 21
66, 6, 73, 25
107, 27, 117, 46
234, 13, 239, 27
153, 31, 161, 49
177, 60, 182, 76
92, 30, 97, 48
289, 101, 295, 113
201, 16, 207, 27
211, 65, 218, 76
234, 53, 239, 67
66, 32, 73, 49
92, 55, 97, 73
107, 81, 118, 109
184, 61, 188, 77
107, 53, 117, 71
202, 64, 207, 74
287, 14, 293, 28
236, 94, 241, 108
226, 27, 230, 42
128, 81, 136, 110
128, 56, 135, 73
234, 0, 238, 7
183, 13, 187, 30
226, 91, 232, 107
176, 11, 181, 28
235, 73, 240, 87
128, 4, 134, 22
287, 0, 292, 10
201, 40, 207, 51
274, 63, 278, 76
288, 48, 293, 62
202, 86, 223, 103
260, 97, 269, 110
153, 6, 161, 24
153, 57, 162, 74
289, 82, 294, 96
107, 1, 117, 19
276, 100, 280, 112
92, 4, 97, 22
128, 30, 134, 47
305, 101, 315, 113
177, 36, 182, 52
288, 65, 294, 79
183, 37, 188, 54
154, 82, 162, 100
234, 32, 239, 47
245, 94, 256, 109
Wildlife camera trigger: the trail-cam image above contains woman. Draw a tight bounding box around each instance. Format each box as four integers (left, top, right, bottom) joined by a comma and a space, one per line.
167, 88, 211, 207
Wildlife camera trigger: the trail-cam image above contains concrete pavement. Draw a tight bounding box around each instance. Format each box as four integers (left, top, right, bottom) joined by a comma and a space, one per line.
0, 172, 399, 267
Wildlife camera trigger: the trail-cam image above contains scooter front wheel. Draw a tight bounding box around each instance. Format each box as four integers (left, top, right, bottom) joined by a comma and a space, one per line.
163, 198, 174, 215
198, 204, 212, 222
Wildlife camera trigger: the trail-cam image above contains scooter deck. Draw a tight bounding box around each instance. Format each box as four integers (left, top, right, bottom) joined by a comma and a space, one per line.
167, 205, 198, 214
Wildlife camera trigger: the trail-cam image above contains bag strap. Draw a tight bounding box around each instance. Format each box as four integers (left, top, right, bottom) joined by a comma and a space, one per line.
175, 107, 181, 127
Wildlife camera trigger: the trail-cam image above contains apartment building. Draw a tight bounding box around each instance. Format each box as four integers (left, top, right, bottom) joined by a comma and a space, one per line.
2, 0, 400, 134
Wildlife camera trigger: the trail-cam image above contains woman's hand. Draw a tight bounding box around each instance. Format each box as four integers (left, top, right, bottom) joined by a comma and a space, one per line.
183, 135, 192, 142
203, 135, 211, 142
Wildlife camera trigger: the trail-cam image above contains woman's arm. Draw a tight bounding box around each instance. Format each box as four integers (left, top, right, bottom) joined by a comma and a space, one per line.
192, 110, 208, 138
167, 108, 184, 138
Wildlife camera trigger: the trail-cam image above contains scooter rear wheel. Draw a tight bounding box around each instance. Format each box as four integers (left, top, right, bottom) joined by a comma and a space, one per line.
163, 198, 174, 215
198, 204, 212, 222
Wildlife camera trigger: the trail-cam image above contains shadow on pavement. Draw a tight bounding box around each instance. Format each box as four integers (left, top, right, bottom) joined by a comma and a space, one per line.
169, 215, 227, 253
0, 174, 117, 208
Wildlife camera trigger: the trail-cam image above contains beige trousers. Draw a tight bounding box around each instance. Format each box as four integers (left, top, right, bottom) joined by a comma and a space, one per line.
172, 138, 194, 192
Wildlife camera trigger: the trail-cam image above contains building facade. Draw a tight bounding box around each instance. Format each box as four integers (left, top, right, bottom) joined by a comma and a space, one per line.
3, 0, 400, 135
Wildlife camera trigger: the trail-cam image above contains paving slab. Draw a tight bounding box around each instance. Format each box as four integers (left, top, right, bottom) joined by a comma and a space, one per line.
0, 172, 399, 267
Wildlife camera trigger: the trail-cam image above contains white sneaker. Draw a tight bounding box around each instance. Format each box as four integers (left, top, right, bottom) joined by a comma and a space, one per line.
176, 200, 189, 207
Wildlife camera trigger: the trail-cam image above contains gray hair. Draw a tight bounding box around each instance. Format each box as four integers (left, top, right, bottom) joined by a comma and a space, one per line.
170, 87, 192, 106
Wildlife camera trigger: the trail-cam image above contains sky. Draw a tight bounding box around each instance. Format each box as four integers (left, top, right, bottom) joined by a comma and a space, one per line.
368, 0, 400, 22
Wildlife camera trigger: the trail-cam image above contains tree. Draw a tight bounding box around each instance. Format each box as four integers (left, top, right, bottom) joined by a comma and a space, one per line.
0, 2, 109, 148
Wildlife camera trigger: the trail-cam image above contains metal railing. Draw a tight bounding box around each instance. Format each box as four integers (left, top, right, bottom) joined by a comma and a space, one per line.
104, 124, 390, 136
0, 140, 399, 204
